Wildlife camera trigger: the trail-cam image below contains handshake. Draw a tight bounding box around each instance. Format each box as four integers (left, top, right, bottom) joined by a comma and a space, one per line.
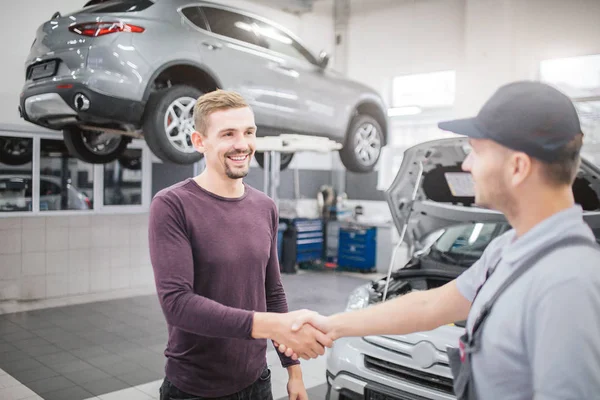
253, 309, 337, 361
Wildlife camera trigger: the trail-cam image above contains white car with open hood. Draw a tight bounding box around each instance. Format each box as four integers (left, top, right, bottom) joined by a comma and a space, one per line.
325, 137, 600, 400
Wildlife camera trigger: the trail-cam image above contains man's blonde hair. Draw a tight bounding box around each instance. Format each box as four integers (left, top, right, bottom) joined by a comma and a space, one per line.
193, 89, 249, 135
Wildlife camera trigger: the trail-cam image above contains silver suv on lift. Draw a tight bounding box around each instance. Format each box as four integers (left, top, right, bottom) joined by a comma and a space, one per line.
326, 137, 600, 399
18, 0, 388, 172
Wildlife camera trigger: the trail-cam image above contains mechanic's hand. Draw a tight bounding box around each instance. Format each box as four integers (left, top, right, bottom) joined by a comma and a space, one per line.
271, 310, 333, 360
292, 312, 333, 336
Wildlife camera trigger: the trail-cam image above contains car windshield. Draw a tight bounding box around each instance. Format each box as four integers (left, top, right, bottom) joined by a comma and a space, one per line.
429, 223, 600, 266
429, 222, 505, 266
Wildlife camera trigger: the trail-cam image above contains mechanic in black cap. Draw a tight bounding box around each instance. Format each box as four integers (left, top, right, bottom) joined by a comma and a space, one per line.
439, 80, 583, 163
280, 80, 600, 400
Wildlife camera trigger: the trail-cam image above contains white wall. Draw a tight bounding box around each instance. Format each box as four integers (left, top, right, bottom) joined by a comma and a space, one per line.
296, 0, 336, 60
345, 0, 600, 117
2, 0, 83, 129
0, 214, 154, 307
0, 0, 334, 129
457, 0, 600, 116
347, 0, 465, 107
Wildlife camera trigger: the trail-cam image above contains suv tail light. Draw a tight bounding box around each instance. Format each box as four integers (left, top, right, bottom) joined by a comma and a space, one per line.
68, 22, 144, 37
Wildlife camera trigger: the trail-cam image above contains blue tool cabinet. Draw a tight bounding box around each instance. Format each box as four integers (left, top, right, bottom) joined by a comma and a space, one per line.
337, 225, 377, 271
277, 222, 287, 262
293, 218, 324, 263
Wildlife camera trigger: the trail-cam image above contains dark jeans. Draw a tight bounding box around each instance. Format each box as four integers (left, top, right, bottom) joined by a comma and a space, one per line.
159, 367, 274, 400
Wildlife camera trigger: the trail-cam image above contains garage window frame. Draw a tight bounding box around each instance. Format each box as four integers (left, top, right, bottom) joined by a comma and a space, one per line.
0, 130, 152, 217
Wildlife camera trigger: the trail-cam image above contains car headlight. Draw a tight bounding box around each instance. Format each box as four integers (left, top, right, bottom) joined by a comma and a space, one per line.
345, 284, 371, 311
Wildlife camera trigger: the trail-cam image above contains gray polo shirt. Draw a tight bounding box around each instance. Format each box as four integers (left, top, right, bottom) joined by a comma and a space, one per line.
456, 205, 600, 400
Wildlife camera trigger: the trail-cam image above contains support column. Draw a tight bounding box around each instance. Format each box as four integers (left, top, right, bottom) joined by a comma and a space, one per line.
331, 0, 351, 196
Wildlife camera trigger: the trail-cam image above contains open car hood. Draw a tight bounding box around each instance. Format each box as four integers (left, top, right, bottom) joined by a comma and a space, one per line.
385, 137, 600, 248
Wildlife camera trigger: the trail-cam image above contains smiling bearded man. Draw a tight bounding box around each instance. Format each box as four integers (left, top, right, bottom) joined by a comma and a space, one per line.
148, 89, 332, 400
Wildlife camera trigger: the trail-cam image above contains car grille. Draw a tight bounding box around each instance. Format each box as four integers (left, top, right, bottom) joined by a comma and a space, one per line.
364, 355, 455, 395
364, 387, 432, 400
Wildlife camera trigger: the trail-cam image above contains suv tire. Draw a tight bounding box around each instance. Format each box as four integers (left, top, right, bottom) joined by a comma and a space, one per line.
254, 152, 294, 171
63, 126, 129, 164
340, 114, 383, 173
143, 85, 203, 165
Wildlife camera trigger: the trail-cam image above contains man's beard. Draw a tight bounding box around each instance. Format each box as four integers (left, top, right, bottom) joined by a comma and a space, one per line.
224, 151, 251, 179
225, 165, 249, 179
475, 178, 515, 215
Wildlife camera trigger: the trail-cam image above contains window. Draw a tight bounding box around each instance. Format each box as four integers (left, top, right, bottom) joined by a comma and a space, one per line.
201, 7, 261, 47
82, 0, 154, 13
540, 54, 600, 99
0, 136, 33, 212
0, 132, 150, 216
247, 18, 316, 64
539, 55, 600, 165
181, 6, 208, 31
200, 6, 317, 64
103, 149, 142, 206
40, 139, 93, 211
574, 100, 600, 165
391, 70, 456, 111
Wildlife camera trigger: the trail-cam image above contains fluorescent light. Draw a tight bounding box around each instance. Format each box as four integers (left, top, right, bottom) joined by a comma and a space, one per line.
387, 106, 422, 117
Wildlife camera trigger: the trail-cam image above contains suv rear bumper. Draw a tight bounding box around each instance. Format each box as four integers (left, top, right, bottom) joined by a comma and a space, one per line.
19, 81, 145, 129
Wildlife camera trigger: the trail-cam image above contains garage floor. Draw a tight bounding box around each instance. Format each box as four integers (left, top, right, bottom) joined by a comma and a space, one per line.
0, 270, 378, 400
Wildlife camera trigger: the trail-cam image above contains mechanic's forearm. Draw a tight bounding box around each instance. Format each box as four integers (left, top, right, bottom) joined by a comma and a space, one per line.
328, 290, 429, 338
329, 283, 464, 338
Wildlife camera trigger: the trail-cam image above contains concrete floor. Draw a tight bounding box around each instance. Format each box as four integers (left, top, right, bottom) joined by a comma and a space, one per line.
0, 270, 378, 400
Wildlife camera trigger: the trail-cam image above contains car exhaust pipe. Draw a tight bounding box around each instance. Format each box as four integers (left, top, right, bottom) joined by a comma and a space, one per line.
74, 93, 90, 111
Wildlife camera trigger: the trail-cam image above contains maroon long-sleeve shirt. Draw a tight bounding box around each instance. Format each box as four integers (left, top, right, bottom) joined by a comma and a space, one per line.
148, 178, 298, 397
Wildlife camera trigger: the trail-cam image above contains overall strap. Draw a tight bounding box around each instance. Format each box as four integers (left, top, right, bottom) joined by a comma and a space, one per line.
470, 235, 599, 338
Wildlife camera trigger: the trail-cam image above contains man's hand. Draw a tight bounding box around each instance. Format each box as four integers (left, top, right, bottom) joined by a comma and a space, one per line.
275, 312, 335, 359
252, 309, 333, 360
287, 365, 308, 400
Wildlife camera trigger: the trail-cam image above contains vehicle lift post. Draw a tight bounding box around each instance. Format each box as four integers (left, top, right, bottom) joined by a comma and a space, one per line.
255, 134, 343, 205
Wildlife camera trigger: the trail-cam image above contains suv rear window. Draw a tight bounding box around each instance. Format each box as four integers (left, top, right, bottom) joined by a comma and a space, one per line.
83, 0, 154, 13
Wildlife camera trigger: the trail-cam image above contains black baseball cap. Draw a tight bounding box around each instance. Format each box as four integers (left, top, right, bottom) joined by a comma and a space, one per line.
438, 81, 583, 162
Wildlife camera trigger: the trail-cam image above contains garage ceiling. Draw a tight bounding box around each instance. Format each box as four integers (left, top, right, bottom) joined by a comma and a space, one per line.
251, 0, 416, 15
252, 0, 319, 14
